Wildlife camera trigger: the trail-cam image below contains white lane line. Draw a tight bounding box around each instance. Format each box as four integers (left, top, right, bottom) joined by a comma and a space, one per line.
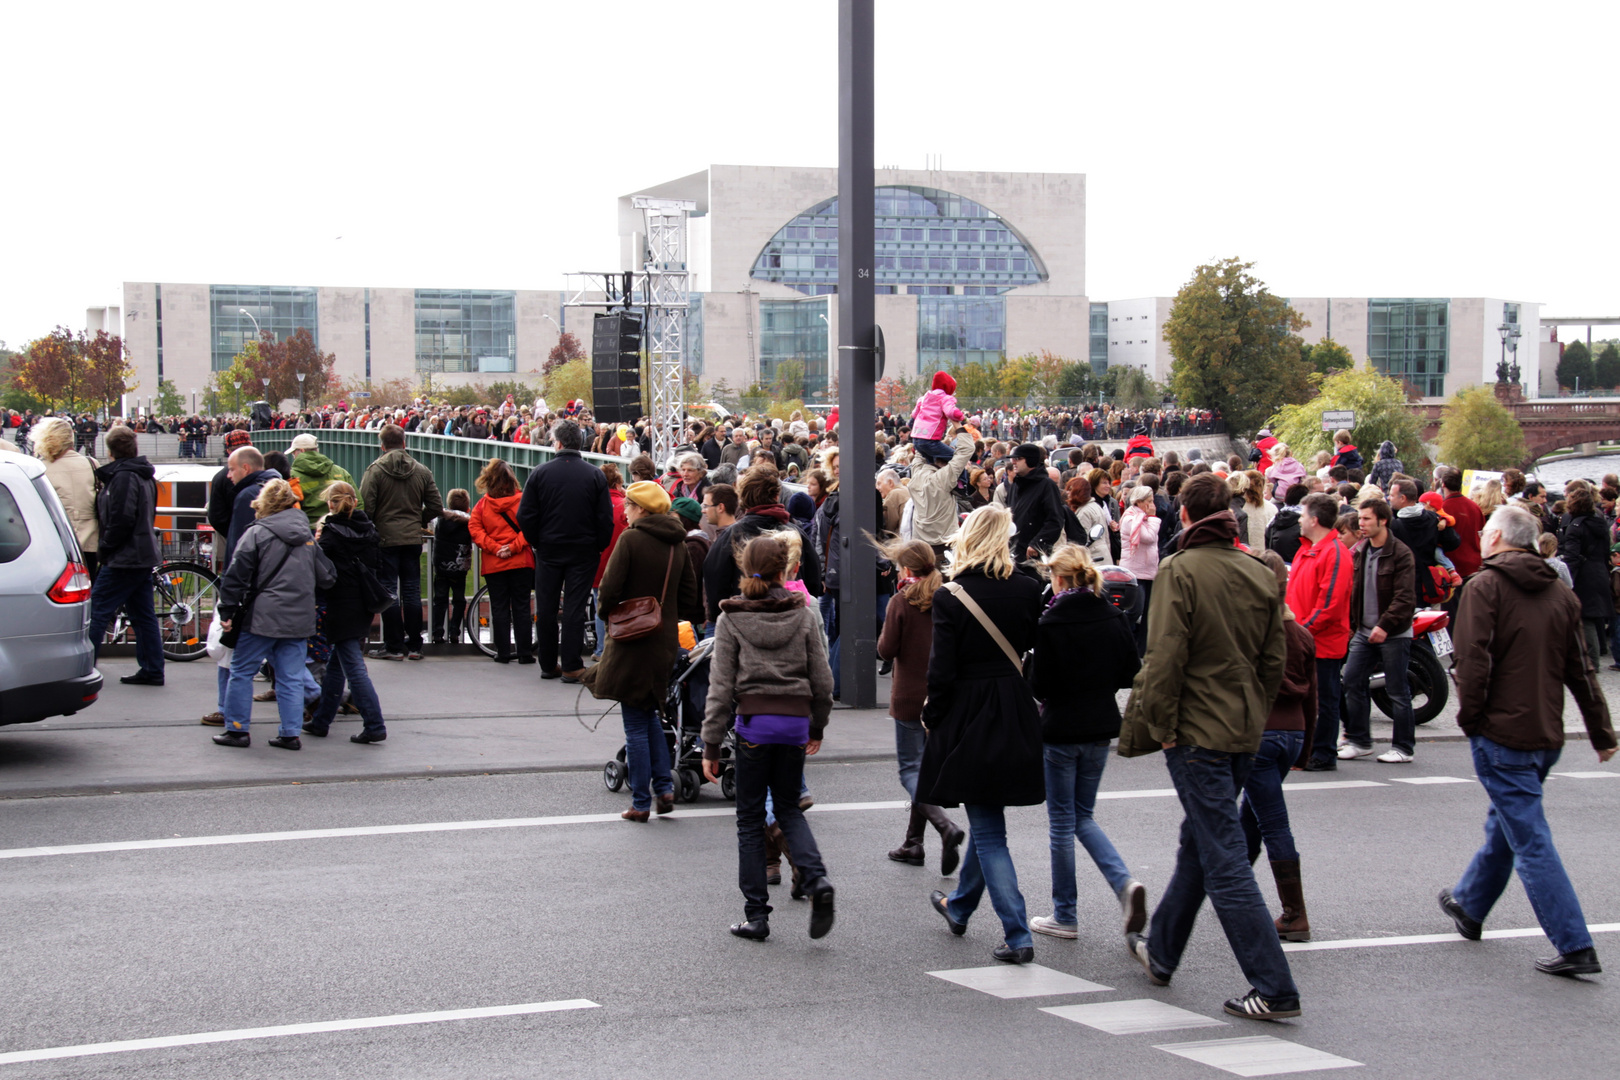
1155, 1035, 1361, 1076
0, 999, 599, 1066
1553, 771, 1619, 779
928, 964, 1111, 998
1386, 776, 1474, 785
1042, 999, 1226, 1035
1283, 922, 1620, 953
0, 779, 1397, 862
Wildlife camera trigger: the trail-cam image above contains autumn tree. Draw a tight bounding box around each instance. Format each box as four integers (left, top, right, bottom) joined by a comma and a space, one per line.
255, 328, 337, 405
544, 331, 588, 377
1436, 385, 1528, 471
1164, 258, 1313, 434
545, 359, 594, 410
1268, 366, 1425, 468
998, 356, 1035, 403
874, 377, 910, 410
14, 328, 90, 413
1556, 341, 1593, 391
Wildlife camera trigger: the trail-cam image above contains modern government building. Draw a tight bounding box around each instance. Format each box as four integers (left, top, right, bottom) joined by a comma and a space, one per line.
115, 164, 1557, 411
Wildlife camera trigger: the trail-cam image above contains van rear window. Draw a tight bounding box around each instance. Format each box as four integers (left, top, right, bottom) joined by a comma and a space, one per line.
0, 485, 32, 564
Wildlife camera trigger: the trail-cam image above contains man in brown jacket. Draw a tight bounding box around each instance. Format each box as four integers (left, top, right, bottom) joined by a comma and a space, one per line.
1440, 505, 1615, 977
1339, 499, 1418, 763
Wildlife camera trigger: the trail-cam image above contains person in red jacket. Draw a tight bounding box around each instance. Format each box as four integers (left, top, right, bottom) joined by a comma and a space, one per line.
468, 458, 536, 664
1438, 466, 1484, 580
1286, 493, 1355, 772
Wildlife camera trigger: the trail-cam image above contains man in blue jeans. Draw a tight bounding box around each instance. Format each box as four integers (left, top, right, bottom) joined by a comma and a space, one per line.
1339, 499, 1418, 764
1440, 505, 1615, 976
1118, 472, 1297, 1021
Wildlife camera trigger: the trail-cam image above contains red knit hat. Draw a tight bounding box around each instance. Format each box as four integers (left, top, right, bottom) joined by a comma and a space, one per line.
225, 430, 252, 451
932, 371, 957, 395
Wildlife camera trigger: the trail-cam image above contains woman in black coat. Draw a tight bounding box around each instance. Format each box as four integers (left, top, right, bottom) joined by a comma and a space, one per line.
305, 482, 388, 743
920, 505, 1046, 965
1558, 485, 1614, 663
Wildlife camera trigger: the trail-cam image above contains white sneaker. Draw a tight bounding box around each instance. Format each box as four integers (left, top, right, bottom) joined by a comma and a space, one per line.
1031, 915, 1078, 939
1119, 879, 1148, 935
1338, 743, 1375, 760
1376, 748, 1414, 763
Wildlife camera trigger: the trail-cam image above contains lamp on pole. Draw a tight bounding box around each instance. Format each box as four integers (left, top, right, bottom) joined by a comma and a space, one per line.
295, 372, 306, 411
233, 380, 242, 414
239, 308, 262, 341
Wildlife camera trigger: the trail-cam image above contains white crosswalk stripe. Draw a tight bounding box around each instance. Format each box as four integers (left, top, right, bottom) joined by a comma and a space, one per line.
1155, 1035, 1362, 1076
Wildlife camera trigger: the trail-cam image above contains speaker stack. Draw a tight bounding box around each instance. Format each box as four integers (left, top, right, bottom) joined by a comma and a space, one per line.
591, 312, 643, 424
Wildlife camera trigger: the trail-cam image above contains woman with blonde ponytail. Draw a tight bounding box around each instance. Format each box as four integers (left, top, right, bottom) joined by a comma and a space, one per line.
1027, 543, 1147, 940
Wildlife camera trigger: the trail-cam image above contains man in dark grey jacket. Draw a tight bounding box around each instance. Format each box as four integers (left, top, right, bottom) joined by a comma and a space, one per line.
517, 419, 613, 681
360, 425, 443, 660
85, 426, 165, 686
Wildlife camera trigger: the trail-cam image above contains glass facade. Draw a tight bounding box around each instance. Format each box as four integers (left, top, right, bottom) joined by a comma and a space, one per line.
414, 289, 516, 373
918, 296, 1006, 374
758, 298, 830, 400
210, 285, 318, 371
751, 186, 1047, 296
1090, 302, 1109, 373
1368, 298, 1449, 397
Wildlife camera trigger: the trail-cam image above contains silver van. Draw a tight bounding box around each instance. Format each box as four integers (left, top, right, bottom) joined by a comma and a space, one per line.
0, 454, 103, 724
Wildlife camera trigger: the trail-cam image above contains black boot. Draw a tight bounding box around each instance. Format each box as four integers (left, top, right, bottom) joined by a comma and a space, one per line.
888, 803, 926, 865
922, 803, 965, 875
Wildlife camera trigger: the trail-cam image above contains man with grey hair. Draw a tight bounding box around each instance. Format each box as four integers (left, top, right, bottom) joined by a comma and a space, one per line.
876, 468, 907, 536
670, 452, 708, 502
1440, 503, 1615, 977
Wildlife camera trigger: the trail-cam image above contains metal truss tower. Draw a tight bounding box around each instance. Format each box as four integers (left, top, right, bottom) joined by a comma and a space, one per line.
635, 196, 694, 464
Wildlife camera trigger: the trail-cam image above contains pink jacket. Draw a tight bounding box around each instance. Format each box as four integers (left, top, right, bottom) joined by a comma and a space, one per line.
911, 388, 964, 441
1120, 504, 1162, 581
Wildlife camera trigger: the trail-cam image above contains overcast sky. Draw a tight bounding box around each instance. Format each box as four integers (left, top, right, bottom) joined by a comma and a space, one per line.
3, 0, 1614, 352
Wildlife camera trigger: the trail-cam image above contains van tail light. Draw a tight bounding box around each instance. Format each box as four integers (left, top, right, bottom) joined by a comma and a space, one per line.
48, 561, 93, 604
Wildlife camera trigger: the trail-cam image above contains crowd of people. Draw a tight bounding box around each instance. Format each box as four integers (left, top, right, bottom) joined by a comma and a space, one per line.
12, 368, 1617, 1018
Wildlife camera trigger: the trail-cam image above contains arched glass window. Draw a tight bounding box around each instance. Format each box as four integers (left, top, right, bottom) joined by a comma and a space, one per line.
750, 186, 1048, 296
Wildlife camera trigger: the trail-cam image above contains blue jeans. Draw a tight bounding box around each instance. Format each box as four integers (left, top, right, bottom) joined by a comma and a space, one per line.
820, 593, 840, 698
308, 638, 385, 738
1240, 731, 1305, 862
1044, 741, 1132, 924
946, 804, 1033, 950
224, 632, 310, 737
86, 566, 165, 679
895, 718, 926, 800
378, 545, 423, 654
1452, 736, 1593, 955
910, 436, 952, 463
1342, 630, 1414, 754
622, 703, 673, 813
1309, 657, 1344, 766
1149, 745, 1299, 999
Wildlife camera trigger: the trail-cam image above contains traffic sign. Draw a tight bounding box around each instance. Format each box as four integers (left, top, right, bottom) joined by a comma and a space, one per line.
1321, 409, 1354, 432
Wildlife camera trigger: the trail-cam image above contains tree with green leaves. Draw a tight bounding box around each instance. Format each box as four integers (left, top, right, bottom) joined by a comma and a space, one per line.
1055, 361, 1094, 400
1164, 258, 1312, 434
1593, 343, 1620, 390
1300, 337, 1355, 380
1112, 366, 1161, 411
771, 358, 806, 403
1436, 384, 1528, 470
1268, 366, 1425, 469
544, 358, 593, 410
156, 379, 185, 416
1557, 340, 1593, 391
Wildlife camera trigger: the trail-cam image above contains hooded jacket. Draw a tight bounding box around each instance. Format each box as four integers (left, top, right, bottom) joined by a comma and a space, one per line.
703, 585, 833, 756
586, 512, 704, 710
911, 371, 964, 441
360, 448, 443, 548
1559, 509, 1614, 620
1267, 504, 1304, 563
1391, 504, 1458, 605
1454, 550, 1614, 752
1367, 441, 1403, 491
94, 456, 159, 570
1265, 455, 1307, 500
220, 506, 337, 639
291, 450, 360, 528
1010, 469, 1065, 559
1031, 589, 1140, 744
316, 510, 383, 642
1331, 444, 1363, 471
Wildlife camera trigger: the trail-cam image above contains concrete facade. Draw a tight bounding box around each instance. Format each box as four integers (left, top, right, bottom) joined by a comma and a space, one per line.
1099, 296, 1175, 381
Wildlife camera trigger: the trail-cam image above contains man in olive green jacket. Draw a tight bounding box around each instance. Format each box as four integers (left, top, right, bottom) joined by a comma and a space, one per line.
359, 424, 443, 659
1120, 472, 1297, 1023
289, 433, 360, 527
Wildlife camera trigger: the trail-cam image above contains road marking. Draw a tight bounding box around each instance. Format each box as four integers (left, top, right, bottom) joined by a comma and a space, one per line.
1277, 781, 1387, 792
0, 999, 599, 1066
1386, 776, 1474, 785
1282, 922, 1620, 953
1155, 1035, 1361, 1076
1042, 999, 1226, 1035
1553, 771, 1619, 779
928, 964, 1111, 999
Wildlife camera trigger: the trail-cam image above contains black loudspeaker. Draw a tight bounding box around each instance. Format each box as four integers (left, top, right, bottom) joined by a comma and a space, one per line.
591, 312, 643, 423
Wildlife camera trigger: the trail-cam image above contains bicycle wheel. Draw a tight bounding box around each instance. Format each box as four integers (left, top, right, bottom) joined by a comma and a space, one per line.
154, 560, 219, 662
465, 584, 496, 657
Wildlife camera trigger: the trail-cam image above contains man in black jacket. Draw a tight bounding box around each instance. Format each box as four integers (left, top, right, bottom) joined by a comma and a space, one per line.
85, 426, 165, 686
517, 419, 613, 681
1340, 499, 1418, 764
1009, 443, 1064, 564
208, 430, 254, 546
1389, 479, 1458, 605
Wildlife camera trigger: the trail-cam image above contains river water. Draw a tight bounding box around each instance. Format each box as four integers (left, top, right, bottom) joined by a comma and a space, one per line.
1531, 452, 1620, 488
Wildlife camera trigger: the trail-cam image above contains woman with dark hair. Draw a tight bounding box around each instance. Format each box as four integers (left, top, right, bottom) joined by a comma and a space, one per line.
969, 467, 994, 510
1560, 484, 1613, 663
469, 459, 535, 664
305, 481, 389, 743
805, 468, 831, 511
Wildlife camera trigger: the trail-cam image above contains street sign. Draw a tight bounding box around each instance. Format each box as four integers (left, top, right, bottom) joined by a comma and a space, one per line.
356, 391, 371, 398
1321, 409, 1355, 432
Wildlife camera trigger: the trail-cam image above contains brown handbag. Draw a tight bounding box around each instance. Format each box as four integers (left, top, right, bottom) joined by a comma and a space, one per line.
606, 547, 677, 642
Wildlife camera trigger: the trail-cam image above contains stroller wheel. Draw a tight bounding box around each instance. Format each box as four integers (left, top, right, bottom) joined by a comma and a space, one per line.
720, 767, 736, 801
603, 760, 627, 792
679, 768, 701, 803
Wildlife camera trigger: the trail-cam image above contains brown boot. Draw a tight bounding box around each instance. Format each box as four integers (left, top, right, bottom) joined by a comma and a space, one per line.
921, 803, 966, 876
888, 803, 927, 865
764, 823, 785, 886
1270, 859, 1311, 942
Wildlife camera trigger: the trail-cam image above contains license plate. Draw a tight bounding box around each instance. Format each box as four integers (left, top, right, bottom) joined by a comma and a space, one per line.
1429, 628, 1453, 657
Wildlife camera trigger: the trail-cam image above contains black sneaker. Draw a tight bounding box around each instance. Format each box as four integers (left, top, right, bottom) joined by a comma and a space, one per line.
1223, 988, 1301, 1020
1126, 932, 1172, 986
1301, 758, 1337, 772
1438, 889, 1482, 940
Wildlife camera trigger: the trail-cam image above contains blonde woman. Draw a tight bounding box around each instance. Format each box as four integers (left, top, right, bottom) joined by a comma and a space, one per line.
31, 417, 98, 575
214, 479, 337, 750
1239, 469, 1275, 552
1476, 479, 1506, 520
920, 505, 1046, 964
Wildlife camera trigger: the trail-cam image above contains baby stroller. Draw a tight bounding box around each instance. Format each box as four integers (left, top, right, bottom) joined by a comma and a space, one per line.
602, 634, 736, 803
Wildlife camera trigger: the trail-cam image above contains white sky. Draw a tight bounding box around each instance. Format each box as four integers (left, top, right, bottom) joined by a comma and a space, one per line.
2, 0, 1616, 351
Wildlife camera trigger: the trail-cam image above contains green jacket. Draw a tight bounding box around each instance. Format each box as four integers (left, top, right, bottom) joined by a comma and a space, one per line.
291, 450, 359, 528
1120, 518, 1286, 756
359, 448, 443, 548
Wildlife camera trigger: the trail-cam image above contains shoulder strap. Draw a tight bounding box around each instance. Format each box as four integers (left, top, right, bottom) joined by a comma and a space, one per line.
941, 581, 1023, 671
659, 545, 677, 603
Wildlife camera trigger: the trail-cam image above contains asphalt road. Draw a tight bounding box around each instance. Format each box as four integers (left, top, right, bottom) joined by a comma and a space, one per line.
1, 743, 1617, 1078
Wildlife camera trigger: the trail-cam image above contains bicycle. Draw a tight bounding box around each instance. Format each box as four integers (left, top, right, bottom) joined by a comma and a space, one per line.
463, 583, 598, 660
102, 560, 221, 662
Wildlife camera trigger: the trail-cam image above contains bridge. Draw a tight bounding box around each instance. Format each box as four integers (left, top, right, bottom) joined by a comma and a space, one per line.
1413, 388, 1620, 468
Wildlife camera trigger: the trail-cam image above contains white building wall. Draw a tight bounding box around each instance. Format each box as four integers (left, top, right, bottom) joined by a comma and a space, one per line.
1004, 294, 1091, 367
1104, 297, 1170, 381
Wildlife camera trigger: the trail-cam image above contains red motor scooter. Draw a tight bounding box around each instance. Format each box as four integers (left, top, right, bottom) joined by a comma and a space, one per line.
1369, 609, 1453, 725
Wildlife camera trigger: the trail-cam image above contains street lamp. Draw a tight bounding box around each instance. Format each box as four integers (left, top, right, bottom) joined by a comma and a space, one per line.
296, 372, 306, 410
239, 308, 262, 344
190, 387, 197, 414
1496, 323, 1522, 386
233, 380, 242, 414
